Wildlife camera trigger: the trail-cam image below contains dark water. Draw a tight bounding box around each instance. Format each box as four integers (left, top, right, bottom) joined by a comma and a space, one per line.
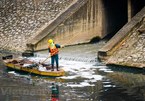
0, 41, 145, 101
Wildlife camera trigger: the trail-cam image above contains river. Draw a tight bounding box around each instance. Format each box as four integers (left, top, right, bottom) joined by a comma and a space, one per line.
0, 40, 145, 101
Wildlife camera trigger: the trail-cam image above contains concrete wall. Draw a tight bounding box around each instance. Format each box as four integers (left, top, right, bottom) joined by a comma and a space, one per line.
32, 0, 104, 51
128, 0, 145, 21
1, 0, 145, 52
32, 0, 138, 51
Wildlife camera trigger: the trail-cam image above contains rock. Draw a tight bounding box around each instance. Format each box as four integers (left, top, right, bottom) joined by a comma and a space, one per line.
138, 28, 145, 33
118, 58, 124, 62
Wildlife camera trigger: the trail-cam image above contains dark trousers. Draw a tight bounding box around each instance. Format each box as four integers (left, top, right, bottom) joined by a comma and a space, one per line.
51, 54, 59, 69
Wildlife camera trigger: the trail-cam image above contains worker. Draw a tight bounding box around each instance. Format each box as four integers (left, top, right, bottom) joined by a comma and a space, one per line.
48, 39, 64, 71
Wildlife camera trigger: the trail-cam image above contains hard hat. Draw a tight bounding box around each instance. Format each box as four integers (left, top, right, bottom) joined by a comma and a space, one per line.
48, 39, 53, 44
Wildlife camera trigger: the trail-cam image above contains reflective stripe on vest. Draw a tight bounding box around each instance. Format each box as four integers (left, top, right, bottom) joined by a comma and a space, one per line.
49, 45, 59, 56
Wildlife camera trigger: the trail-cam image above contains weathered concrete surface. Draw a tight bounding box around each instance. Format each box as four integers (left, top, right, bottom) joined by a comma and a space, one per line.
98, 7, 145, 68
30, 0, 131, 51
29, 0, 145, 51
29, 0, 104, 51
1, 0, 145, 52
98, 7, 145, 62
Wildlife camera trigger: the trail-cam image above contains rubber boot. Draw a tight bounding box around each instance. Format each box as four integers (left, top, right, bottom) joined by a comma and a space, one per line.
51, 65, 54, 71
56, 65, 59, 71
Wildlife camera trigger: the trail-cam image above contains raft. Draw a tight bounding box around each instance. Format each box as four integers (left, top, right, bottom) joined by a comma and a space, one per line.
3, 58, 65, 77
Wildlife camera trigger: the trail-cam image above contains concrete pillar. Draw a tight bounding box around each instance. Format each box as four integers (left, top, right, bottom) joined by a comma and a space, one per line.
97, 0, 103, 37
128, 0, 132, 22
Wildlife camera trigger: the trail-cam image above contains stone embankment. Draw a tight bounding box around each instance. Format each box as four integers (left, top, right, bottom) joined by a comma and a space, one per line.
98, 7, 145, 68
0, 0, 75, 52
107, 17, 145, 68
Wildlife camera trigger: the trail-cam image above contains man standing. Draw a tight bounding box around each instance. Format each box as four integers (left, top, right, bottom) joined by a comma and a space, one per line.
48, 39, 63, 71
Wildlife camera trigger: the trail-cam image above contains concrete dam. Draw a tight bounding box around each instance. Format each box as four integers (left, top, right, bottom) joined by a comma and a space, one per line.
1, 1, 145, 101
27, 0, 145, 51
0, 0, 145, 68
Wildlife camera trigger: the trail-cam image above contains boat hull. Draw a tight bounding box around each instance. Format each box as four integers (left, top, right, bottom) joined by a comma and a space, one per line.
5, 63, 65, 77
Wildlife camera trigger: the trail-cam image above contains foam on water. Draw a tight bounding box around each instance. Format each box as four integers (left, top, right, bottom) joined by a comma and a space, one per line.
28, 57, 113, 87
67, 82, 94, 87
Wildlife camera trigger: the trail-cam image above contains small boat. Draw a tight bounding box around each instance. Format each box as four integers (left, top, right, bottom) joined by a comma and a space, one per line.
2, 56, 65, 77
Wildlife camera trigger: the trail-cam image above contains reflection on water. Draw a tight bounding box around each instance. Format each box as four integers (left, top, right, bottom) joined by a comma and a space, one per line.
51, 83, 59, 101
1, 42, 145, 101
103, 66, 145, 101
0, 76, 50, 101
